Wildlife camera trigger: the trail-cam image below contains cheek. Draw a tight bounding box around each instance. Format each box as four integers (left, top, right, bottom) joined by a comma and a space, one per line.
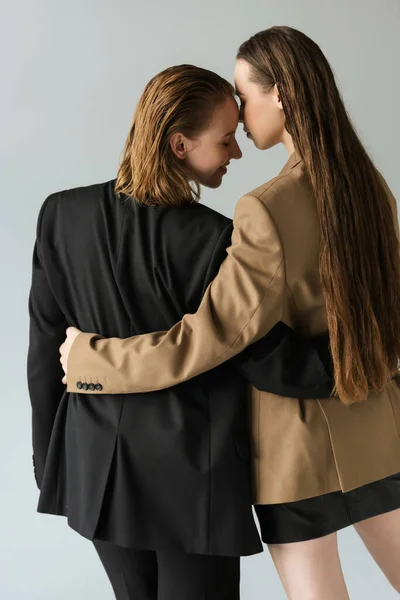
244, 102, 258, 124
187, 151, 211, 173
203, 148, 226, 172
254, 104, 282, 142
187, 147, 225, 180
250, 100, 267, 126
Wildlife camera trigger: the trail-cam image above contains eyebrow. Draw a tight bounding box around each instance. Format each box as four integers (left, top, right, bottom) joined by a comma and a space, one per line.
235, 88, 244, 97
223, 130, 237, 137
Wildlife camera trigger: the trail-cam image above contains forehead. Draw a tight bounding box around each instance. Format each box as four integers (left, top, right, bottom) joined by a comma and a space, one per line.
208, 96, 239, 134
234, 59, 253, 93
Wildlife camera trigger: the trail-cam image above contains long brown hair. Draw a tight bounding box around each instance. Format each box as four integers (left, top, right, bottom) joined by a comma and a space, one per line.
238, 26, 400, 404
116, 65, 234, 207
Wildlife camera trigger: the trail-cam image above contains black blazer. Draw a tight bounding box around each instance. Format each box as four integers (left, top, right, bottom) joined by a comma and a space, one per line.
27, 180, 332, 556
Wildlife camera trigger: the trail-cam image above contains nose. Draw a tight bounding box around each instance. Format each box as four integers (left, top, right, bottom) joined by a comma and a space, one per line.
231, 137, 242, 160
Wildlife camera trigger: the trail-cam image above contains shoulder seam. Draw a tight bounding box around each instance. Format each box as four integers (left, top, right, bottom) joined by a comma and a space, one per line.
242, 191, 288, 304
243, 170, 295, 205
37, 193, 60, 245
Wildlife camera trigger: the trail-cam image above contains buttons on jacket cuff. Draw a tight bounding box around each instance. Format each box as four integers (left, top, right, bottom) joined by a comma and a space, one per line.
76, 381, 103, 392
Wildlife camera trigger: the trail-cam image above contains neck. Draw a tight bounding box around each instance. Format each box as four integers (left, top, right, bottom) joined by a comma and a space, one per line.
282, 130, 295, 156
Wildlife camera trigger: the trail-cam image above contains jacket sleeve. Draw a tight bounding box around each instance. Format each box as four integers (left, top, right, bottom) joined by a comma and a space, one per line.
200, 220, 334, 399
66, 193, 286, 394
27, 196, 68, 488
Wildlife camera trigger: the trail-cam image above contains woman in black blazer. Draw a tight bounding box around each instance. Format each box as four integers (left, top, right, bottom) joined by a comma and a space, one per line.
28, 64, 332, 600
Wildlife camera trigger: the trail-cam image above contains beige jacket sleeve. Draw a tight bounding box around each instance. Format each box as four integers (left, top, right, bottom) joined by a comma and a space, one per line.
66, 193, 285, 394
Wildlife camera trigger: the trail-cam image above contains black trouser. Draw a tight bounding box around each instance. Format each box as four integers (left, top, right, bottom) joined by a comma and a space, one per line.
93, 539, 240, 600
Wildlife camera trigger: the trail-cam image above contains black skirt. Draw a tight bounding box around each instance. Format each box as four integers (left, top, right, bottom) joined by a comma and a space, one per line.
255, 472, 400, 544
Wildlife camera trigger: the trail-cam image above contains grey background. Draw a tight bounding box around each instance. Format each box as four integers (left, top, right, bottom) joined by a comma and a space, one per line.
1, 0, 399, 598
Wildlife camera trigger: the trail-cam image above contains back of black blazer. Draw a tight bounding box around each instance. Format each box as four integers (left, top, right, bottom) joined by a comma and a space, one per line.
28, 180, 332, 556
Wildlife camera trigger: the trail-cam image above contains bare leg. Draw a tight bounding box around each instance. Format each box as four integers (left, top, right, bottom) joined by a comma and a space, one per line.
354, 507, 400, 592
268, 532, 350, 600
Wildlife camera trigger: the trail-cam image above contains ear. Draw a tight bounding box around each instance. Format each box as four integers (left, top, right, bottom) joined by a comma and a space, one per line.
170, 133, 188, 160
274, 83, 284, 111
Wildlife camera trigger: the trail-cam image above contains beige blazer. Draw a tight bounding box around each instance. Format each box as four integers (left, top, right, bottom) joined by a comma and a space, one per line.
67, 152, 400, 504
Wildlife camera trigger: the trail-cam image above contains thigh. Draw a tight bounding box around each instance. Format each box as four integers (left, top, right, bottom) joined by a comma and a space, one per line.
156, 551, 240, 600
93, 539, 158, 600
354, 507, 400, 592
268, 533, 350, 600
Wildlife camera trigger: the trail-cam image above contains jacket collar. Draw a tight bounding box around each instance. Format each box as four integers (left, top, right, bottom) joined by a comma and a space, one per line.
279, 151, 302, 175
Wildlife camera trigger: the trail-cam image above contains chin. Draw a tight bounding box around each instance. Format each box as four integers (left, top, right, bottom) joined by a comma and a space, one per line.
210, 180, 223, 189
252, 135, 277, 150
255, 140, 271, 150
251, 137, 264, 150
204, 177, 223, 189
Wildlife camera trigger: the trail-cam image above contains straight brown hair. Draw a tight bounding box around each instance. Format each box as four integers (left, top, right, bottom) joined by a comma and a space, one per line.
238, 26, 400, 404
116, 65, 234, 207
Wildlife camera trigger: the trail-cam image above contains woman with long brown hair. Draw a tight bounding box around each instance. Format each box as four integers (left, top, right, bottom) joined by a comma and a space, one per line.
61, 27, 400, 599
